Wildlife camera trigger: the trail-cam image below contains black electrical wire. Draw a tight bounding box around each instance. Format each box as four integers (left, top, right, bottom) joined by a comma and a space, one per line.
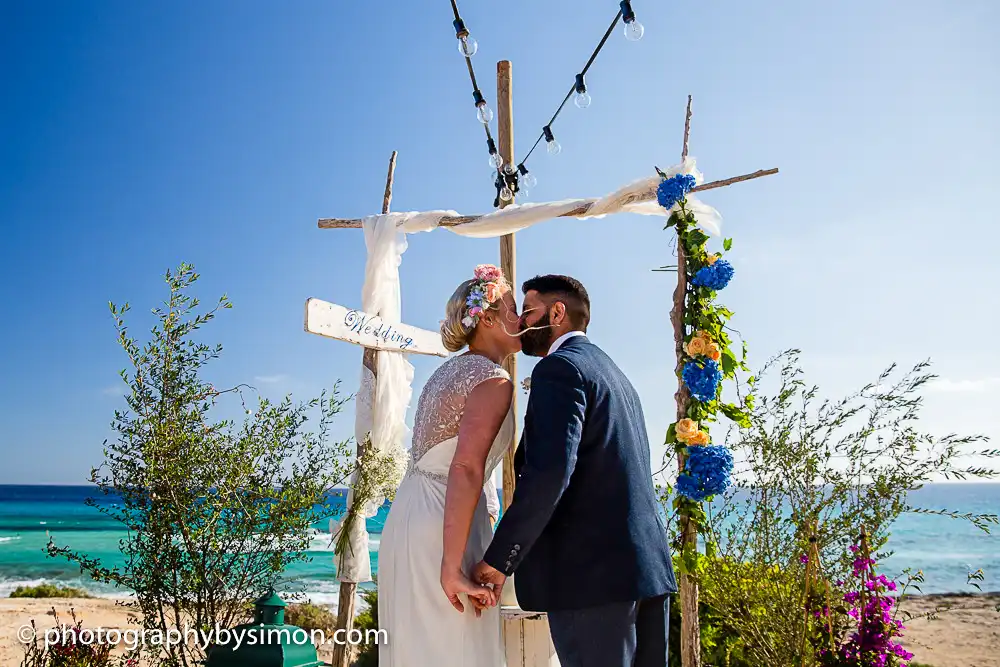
449, 0, 496, 149
519, 8, 623, 167
448, 1, 632, 205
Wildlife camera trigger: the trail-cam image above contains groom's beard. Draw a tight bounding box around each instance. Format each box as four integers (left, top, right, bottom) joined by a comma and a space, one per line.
519, 312, 553, 357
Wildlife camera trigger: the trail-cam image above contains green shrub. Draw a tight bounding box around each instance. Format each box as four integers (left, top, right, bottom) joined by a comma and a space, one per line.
285, 602, 337, 633
46, 264, 354, 667
664, 352, 997, 666
353, 586, 379, 667
10, 584, 92, 599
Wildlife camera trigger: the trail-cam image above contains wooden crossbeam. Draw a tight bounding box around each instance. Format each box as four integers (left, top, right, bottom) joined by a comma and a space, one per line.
317, 168, 778, 229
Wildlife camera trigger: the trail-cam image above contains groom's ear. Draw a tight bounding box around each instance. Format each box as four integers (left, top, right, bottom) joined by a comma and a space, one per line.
551, 301, 567, 325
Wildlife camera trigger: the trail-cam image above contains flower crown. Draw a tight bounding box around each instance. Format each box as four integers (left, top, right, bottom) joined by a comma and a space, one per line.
461, 264, 508, 329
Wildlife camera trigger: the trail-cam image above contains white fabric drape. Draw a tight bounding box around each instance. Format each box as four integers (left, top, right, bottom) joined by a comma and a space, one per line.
333, 159, 720, 581
406, 157, 722, 239
336, 212, 452, 582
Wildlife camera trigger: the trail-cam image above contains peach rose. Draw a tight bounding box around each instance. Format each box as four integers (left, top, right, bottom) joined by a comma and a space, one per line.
484, 282, 502, 303
685, 336, 708, 357
706, 254, 719, 265
690, 430, 711, 446
675, 418, 700, 444
706, 342, 722, 362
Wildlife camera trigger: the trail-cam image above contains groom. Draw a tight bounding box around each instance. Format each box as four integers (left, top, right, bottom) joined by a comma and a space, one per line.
474, 275, 676, 667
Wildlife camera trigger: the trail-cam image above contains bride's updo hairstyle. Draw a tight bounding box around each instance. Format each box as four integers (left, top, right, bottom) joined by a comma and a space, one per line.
440, 265, 511, 352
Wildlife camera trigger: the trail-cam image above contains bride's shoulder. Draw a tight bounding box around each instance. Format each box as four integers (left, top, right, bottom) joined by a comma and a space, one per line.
437, 354, 511, 392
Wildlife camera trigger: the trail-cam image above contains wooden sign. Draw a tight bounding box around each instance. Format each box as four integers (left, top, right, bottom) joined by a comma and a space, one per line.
304, 298, 449, 357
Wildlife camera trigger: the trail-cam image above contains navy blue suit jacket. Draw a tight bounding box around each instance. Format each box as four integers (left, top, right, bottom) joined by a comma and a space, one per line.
484, 335, 676, 611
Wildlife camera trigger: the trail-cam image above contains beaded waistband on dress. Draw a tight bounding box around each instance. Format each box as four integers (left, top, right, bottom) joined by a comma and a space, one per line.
406, 458, 448, 484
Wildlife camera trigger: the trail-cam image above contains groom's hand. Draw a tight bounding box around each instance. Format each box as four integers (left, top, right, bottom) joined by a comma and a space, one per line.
472, 560, 507, 601
440, 567, 496, 616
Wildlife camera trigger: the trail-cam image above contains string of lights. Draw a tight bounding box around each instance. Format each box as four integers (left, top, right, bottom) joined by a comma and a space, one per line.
448, 0, 505, 175
448, 1, 645, 205
515, 1, 644, 196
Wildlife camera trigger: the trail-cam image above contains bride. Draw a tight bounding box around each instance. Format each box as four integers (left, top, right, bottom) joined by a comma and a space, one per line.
378, 264, 520, 667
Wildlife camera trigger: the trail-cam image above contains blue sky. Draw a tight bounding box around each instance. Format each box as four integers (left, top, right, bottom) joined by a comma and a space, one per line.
1, 0, 997, 484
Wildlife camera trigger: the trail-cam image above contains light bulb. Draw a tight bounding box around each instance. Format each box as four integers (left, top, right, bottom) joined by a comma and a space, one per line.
503, 164, 516, 176
489, 152, 503, 170
574, 90, 592, 109
546, 139, 561, 156
522, 172, 538, 189
476, 103, 494, 124
499, 186, 513, 202
458, 35, 478, 57
624, 19, 644, 41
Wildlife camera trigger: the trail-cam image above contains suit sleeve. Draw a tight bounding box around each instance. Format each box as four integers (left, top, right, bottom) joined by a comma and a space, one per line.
483, 355, 586, 575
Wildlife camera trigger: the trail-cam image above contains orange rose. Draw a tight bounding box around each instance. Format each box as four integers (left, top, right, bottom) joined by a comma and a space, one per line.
706, 254, 719, 265
675, 418, 700, 444
706, 342, 722, 362
690, 430, 711, 446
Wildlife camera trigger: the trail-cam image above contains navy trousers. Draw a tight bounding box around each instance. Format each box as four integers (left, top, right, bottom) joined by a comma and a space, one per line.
546, 594, 670, 667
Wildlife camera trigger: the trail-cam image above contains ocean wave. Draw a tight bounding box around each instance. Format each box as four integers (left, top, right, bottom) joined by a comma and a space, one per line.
0, 536, 21, 544
306, 530, 380, 552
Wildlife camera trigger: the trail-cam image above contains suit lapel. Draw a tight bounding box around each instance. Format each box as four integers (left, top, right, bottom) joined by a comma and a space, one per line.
513, 336, 588, 477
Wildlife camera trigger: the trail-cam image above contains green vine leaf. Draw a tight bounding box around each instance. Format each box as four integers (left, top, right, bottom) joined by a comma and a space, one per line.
688, 229, 710, 248
721, 349, 738, 377
723, 238, 733, 252
720, 402, 751, 428
665, 423, 678, 445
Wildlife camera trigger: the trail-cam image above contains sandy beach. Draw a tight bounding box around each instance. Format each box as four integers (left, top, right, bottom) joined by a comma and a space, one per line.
899, 593, 1000, 667
1, 594, 997, 666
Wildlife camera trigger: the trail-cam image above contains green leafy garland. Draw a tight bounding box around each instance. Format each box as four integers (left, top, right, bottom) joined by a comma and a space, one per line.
657, 171, 752, 551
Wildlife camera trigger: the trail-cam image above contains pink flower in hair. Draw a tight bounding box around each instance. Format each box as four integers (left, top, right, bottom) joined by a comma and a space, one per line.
469, 306, 484, 317
474, 264, 503, 282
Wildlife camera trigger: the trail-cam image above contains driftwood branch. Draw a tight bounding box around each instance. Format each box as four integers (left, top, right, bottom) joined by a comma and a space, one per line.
332, 150, 397, 667
673, 95, 701, 667
681, 95, 693, 161
317, 168, 778, 229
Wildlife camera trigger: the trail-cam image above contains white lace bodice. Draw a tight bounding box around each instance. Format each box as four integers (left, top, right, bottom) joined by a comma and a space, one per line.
407, 354, 515, 495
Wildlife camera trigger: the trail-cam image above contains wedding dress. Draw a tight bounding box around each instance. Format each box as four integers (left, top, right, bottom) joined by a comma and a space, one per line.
378, 353, 514, 667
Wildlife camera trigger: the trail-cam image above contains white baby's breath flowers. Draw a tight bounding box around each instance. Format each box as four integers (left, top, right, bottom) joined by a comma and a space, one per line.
521, 377, 531, 393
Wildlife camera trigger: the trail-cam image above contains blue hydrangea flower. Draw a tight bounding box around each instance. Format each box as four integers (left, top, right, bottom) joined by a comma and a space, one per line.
656, 174, 697, 210
691, 259, 734, 291
676, 444, 733, 501
682, 359, 722, 402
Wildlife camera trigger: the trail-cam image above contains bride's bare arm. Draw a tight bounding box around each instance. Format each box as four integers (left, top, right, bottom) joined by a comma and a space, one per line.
441, 377, 513, 576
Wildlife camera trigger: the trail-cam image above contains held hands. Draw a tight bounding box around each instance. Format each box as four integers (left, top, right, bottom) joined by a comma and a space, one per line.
440, 565, 496, 616
472, 560, 507, 602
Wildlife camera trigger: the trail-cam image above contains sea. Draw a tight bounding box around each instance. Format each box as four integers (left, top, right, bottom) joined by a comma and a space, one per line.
1, 484, 997, 603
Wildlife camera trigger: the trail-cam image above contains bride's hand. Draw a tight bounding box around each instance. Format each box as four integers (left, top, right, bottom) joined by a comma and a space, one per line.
440, 567, 496, 616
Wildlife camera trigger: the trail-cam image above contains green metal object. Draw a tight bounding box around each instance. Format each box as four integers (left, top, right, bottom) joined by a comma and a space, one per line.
205, 590, 327, 667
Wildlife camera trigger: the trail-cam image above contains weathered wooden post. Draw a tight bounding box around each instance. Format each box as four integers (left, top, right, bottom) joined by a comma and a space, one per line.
670, 95, 701, 667
306, 152, 455, 667
495, 59, 561, 667
497, 60, 518, 514
329, 152, 396, 667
